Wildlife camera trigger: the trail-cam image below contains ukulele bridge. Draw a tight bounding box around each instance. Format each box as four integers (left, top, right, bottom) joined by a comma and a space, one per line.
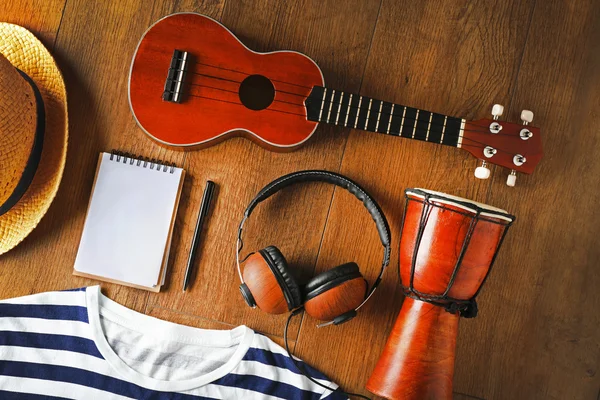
162, 49, 189, 103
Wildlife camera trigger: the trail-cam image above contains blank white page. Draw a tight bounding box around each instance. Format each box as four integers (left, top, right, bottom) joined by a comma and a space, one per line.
74, 152, 183, 287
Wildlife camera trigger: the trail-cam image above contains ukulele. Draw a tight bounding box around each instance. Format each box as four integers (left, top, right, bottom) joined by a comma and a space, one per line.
129, 12, 542, 186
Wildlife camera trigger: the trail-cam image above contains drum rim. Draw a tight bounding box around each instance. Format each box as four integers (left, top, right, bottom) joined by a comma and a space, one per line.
405, 188, 515, 223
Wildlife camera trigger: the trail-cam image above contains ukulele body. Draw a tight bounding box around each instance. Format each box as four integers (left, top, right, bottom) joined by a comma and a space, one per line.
129, 12, 323, 151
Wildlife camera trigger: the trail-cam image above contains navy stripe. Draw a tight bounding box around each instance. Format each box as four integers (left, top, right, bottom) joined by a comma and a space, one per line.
0, 360, 213, 400
0, 303, 88, 322
215, 373, 320, 400
61, 287, 87, 292
244, 347, 329, 381
0, 331, 103, 359
0, 390, 70, 400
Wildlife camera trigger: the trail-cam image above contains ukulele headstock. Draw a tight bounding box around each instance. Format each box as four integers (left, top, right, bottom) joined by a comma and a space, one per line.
463, 104, 543, 186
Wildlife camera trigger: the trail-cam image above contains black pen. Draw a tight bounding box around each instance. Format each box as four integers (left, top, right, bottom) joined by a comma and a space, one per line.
183, 180, 216, 292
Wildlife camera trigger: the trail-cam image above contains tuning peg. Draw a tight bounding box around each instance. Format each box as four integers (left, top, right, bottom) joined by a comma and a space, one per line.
492, 104, 504, 120
521, 110, 534, 125
475, 161, 491, 180
507, 170, 517, 187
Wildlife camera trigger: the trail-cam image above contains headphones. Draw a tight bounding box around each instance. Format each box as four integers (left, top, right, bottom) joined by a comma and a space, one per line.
236, 170, 391, 327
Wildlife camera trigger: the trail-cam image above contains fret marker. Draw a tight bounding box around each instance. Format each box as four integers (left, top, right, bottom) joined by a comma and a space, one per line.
354, 97, 363, 128
334, 93, 343, 125
365, 99, 373, 130
440, 116, 448, 143
425, 113, 433, 141
344, 94, 353, 127
457, 119, 466, 148
386, 104, 395, 134
399, 107, 407, 134
411, 110, 420, 138
326, 90, 336, 123
375, 102, 383, 132
318, 88, 327, 121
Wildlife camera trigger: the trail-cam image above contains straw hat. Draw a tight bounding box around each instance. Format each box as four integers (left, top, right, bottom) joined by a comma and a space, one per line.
0, 23, 68, 255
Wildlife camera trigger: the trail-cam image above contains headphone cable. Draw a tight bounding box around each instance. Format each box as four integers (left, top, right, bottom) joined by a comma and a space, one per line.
283, 310, 371, 400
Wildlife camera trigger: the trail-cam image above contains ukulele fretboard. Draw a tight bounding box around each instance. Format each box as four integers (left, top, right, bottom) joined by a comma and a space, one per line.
304, 86, 465, 148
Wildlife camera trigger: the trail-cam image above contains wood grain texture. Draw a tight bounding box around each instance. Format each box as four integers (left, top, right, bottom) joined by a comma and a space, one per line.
0, 1, 598, 399
304, 276, 367, 321
146, 0, 382, 340
0, 0, 224, 311
452, 393, 485, 400
367, 192, 511, 398
367, 298, 458, 400
463, 119, 543, 174
129, 13, 323, 150
0, 0, 68, 296
0, 0, 66, 47
454, 1, 600, 399
293, 1, 537, 398
241, 252, 290, 314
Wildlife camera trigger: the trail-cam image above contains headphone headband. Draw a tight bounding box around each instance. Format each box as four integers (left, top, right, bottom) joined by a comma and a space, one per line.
237, 170, 392, 325
243, 170, 391, 248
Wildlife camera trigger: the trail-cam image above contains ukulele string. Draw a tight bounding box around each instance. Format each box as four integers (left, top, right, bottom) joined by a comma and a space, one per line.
189, 65, 519, 136
186, 85, 515, 148
188, 82, 303, 107
186, 85, 518, 153
191, 71, 308, 98
180, 92, 519, 155
189, 72, 506, 137
186, 93, 307, 117
195, 61, 314, 89
458, 141, 516, 156
189, 80, 502, 135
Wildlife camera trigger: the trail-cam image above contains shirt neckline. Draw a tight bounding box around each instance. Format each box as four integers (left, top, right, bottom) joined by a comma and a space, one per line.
86, 286, 255, 392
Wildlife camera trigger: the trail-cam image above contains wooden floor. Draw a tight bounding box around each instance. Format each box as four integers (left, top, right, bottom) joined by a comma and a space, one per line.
2, 1, 599, 399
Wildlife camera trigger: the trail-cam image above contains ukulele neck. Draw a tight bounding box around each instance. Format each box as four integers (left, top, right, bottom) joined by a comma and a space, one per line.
304, 86, 465, 148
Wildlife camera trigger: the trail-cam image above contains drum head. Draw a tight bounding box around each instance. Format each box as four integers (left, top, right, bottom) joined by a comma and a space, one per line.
405, 188, 514, 223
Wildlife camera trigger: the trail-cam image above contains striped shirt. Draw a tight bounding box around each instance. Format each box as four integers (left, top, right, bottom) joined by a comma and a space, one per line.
0, 286, 345, 399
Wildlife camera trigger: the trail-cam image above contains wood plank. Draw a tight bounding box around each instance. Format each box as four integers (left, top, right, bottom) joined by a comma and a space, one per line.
453, 393, 485, 400
0, 1, 598, 399
0, 0, 224, 311
292, 0, 535, 397
454, 1, 600, 399
147, 0, 382, 339
0, 0, 66, 296
0, 0, 66, 47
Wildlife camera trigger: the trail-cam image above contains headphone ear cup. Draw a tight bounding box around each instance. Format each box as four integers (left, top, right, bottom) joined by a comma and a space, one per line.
303, 262, 367, 321
261, 246, 303, 309
241, 246, 302, 314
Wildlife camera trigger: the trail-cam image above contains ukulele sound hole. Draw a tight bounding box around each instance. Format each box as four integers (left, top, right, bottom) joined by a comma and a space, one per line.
239, 75, 275, 111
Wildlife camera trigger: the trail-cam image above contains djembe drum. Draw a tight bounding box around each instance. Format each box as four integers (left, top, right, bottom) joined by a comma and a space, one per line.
367, 189, 514, 400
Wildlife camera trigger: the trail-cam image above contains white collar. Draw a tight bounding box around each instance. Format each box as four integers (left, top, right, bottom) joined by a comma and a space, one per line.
86, 286, 255, 391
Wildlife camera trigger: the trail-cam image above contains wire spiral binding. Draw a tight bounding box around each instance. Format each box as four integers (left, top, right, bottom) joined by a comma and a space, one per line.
109, 150, 176, 173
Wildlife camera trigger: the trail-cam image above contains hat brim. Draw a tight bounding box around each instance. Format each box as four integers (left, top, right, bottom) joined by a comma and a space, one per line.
0, 23, 68, 255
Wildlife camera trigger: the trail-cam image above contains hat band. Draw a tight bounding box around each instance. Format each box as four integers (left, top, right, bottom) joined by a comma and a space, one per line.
0, 69, 46, 216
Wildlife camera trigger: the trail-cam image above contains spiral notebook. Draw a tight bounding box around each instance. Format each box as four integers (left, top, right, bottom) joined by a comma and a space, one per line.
73, 151, 185, 292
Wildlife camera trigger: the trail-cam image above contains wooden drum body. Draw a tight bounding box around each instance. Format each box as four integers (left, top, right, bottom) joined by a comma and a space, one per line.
367, 189, 514, 400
